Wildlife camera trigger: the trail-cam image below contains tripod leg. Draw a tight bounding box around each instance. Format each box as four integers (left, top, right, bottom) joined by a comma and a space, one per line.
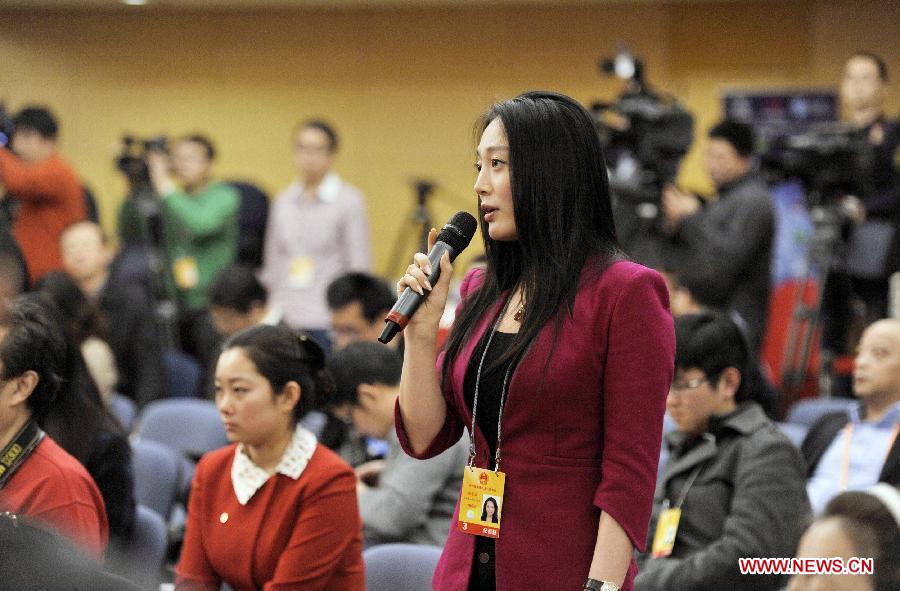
781, 214, 842, 405
781, 272, 814, 407
384, 205, 433, 279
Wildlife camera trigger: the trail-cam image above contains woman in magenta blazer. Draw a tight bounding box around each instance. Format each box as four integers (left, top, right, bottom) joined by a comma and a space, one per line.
176, 326, 363, 590
396, 91, 675, 591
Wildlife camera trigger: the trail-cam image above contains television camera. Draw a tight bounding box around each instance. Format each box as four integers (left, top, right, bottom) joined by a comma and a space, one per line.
592, 50, 694, 209
591, 49, 694, 266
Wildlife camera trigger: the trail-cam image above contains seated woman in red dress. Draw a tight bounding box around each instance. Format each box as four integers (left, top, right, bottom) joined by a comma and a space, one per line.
176, 325, 364, 591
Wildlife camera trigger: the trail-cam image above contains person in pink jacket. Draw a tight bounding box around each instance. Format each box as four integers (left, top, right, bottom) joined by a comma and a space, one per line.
395, 91, 675, 591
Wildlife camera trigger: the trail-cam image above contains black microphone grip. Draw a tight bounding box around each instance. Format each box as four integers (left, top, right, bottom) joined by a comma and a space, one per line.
379, 211, 477, 345
378, 241, 453, 344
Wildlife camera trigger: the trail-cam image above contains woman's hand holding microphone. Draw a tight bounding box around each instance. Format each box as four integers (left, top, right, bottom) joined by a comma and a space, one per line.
396, 227, 454, 343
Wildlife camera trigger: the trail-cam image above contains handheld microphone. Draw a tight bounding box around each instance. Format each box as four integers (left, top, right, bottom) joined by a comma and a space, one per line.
379, 211, 478, 344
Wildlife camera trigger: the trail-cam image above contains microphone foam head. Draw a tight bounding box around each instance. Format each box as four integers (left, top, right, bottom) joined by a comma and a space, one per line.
437, 212, 478, 261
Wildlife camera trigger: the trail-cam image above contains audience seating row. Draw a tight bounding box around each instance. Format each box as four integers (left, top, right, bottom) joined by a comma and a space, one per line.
113, 387, 858, 590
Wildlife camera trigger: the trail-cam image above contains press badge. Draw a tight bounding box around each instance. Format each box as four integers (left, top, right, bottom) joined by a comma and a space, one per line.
289, 256, 316, 289
458, 467, 505, 538
651, 501, 681, 558
173, 256, 199, 290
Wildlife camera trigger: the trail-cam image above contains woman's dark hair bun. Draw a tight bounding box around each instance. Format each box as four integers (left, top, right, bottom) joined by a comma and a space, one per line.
296, 333, 326, 371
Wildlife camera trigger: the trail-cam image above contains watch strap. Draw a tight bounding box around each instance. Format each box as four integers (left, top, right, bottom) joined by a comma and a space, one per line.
583, 579, 620, 591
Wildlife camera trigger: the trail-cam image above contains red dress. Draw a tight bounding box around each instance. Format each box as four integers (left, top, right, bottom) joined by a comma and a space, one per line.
176, 442, 364, 591
0, 435, 109, 560
396, 260, 675, 591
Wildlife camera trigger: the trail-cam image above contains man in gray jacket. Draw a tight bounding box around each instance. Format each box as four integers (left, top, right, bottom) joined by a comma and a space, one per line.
661, 120, 775, 352
327, 341, 466, 547
636, 313, 810, 591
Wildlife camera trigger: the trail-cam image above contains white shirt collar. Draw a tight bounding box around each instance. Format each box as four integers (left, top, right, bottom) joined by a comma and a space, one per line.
296, 172, 341, 204
849, 400, 900, 427
231, 425, 317, 505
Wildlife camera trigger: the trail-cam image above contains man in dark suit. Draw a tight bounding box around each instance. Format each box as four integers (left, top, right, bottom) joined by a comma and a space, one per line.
803, 318, 900, 514
60, 221, 164, 407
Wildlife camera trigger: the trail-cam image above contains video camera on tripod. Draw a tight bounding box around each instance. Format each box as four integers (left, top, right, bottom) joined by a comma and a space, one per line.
591, 50, 694, 209
590, 48, 694, 266
763, 123, 875, 262
761, 122, 879, 401
763, 123, 873, 208
116, 134, 169, 190
115, 134, 170, 241
114, 134, 180, 348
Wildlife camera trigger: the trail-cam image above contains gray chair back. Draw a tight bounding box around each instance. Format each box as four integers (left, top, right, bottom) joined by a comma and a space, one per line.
364, 543, 442, 591
125, 505, 167, 590
786, 398, 855, 428
131, 439, 181, 519
109, 393, 138, 433
135, 399, 229, 462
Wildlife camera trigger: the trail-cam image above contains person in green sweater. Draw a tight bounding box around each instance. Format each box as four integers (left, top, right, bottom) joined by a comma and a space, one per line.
148, 134, 239, 374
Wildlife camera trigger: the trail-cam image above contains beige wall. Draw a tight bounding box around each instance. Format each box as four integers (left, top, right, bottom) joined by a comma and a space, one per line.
2, 1, 898, 276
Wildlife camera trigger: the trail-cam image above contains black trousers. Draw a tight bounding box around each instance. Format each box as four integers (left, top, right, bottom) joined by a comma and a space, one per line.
177, 309, 221, 381
821, 270, 889, 355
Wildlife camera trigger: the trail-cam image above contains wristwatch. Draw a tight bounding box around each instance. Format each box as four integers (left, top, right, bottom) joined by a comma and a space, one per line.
583, 579, 620, 591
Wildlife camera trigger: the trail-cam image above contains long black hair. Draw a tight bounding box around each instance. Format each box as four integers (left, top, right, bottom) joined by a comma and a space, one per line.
29, 294, 123, 464
36, 271, 108, 345
443, 91, 621, 381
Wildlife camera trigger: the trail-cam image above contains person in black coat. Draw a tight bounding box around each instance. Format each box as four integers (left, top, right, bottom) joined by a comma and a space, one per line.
661, 120, 775, 353
821, 53, 900, 360
29, 288, 137, 547
60, 221, 165, 406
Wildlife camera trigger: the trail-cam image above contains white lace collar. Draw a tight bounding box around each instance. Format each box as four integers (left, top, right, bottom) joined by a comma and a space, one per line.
230, 425, 318, 505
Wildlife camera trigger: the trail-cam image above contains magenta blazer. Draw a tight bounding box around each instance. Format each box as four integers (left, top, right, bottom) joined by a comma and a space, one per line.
396, 259, 675, 591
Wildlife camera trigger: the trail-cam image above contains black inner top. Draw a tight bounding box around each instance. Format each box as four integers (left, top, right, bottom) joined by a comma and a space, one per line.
462, 330, 517, 469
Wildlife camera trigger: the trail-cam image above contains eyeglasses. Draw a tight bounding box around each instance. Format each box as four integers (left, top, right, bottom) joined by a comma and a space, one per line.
669, 377, 708, 393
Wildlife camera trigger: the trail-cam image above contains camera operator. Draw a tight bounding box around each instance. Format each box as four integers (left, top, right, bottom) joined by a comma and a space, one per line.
822, 52, 899, 359
0, 106, 86, 283
146, 134, 239, 374
661, 120, 775, 353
